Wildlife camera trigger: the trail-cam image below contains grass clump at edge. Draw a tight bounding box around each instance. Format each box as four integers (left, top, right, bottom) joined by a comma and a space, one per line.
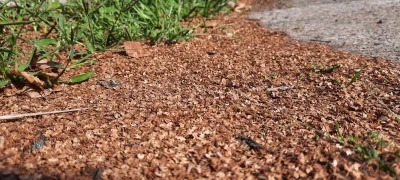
0, 0, 230, 88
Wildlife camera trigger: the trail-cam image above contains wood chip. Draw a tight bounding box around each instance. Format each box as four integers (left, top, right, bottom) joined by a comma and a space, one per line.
123, 41, 150, 58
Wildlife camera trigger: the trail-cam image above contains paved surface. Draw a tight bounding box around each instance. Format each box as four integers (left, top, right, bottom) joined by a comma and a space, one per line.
249, 0, 400, 63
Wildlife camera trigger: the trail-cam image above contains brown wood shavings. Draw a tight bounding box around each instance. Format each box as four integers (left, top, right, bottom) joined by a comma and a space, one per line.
0, 9, 399, 179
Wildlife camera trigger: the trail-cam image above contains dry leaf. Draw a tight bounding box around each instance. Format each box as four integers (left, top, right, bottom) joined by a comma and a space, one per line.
203, 20, 219, 28
51, 86, 63, 92
25, 89, 51, 98
29, 54, 41, 69
345, 163, 362, 179
36, 59, 51, 69
43, 72, 59, 78
10, 68, 45, 89
4, 85, 29, 97
123, 41, 149, 58
235, 2, 246, 13
227, 1, 236, 10
36, 59, 63, 71
25, 91, 42, 99
227, 1, 247, 12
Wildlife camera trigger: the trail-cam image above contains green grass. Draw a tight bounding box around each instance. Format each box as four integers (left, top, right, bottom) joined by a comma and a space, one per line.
307, 63, 368, 88
0, 0, 229, 88
310, 63, 342, 74
335, 123, 399, 178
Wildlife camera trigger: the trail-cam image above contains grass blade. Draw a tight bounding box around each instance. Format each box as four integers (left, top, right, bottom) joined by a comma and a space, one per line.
0, 80, 8, 87
60, 71, 94, 83
346, 70, 361, 88
0, 21, 34, 26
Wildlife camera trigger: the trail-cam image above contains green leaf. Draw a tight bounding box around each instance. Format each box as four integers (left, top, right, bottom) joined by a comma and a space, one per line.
50, 2, 61, 9
55, 15, 65, 30
321, 63, 342, 73
380, 163, 398, 178
35, 39, 58, 47
17, 64, 29, 71
346, 70, 361, 88
69, 71, 95, 83
0, 80, 8, 87
84, 41, 95, 53
0, 48, 11, 53
335, 121, 345, 144
70, 60, 96, 69
71, 53, 93, 68
367, 147, 379, 159
0, 80, 9, 88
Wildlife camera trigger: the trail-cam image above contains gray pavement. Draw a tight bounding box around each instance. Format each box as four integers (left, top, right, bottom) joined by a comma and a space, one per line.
249, 0, 400, 63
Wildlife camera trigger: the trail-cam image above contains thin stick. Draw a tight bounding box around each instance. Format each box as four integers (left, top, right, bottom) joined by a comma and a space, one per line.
193, 33, 232, 38
266, 86, 293, 92
0, 108, 88, 120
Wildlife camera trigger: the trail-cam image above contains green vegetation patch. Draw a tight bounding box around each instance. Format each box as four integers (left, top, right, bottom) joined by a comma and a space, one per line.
0, 0, 229, 88
335, 122, 400, 179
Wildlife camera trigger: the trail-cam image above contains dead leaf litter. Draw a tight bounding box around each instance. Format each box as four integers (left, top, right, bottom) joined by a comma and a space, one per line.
0, 13, 399, 179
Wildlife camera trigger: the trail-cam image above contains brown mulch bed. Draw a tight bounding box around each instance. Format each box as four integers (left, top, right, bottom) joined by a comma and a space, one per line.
1, 5, 399, 180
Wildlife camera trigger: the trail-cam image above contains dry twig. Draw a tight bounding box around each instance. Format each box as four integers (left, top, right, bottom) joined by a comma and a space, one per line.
0, 108, 88, 121
266, 85, 293, 92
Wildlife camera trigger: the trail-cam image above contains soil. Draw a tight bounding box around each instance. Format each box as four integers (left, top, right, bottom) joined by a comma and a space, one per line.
249, 0, 400, 63
1, 2, 400, 180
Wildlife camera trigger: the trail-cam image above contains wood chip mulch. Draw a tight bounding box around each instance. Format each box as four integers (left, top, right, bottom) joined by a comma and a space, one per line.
0, 13, 399, 179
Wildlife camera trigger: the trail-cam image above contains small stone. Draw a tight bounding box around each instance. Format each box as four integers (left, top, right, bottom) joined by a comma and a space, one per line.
137, 154, 145, 159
